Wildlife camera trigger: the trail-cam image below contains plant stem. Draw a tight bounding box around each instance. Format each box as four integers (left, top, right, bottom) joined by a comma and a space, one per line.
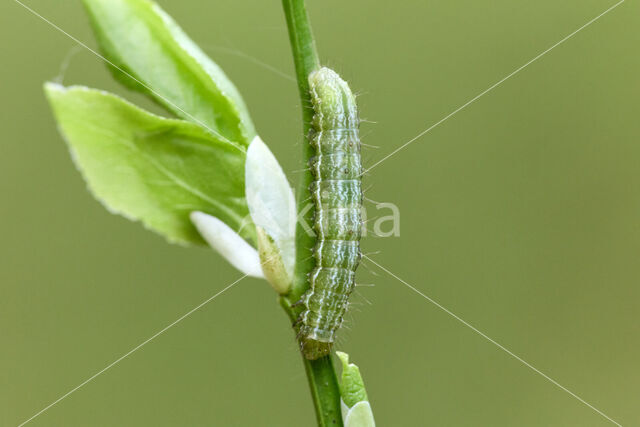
281, 1, 343, 426
280, 299, 343, 426
282, 0, 319, 301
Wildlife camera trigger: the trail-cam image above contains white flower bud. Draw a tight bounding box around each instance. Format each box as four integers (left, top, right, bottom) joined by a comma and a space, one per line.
190, 211, 264, 278
245, 136, 296, 292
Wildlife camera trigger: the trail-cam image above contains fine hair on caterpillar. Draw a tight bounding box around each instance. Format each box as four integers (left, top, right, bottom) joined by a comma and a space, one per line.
295, 66, 363, 360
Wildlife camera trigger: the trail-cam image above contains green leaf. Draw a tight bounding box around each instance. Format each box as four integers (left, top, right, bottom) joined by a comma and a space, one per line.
337, 352, 375, 426
82, 0, 256, 145
336, 351, 369, 407
45, 83, 256, 246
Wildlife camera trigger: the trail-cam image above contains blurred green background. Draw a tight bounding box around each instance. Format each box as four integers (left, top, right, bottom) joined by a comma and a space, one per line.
2, 0, 639, 425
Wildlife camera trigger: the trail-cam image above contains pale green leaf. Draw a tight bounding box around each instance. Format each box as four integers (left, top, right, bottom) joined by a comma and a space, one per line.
45, 83, 255, 246
82, 0, 256, 145
337, 351, 369, 408
337, 352, 376, 426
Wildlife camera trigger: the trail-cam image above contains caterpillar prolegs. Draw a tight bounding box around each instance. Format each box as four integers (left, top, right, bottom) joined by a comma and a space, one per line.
297, 67, 362, 360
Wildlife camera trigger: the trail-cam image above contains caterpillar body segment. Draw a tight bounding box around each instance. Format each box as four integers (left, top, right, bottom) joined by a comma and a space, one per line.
298, 67, 362, 360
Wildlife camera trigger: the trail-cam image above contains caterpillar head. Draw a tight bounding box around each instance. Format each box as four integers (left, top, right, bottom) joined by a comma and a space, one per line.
309, 67, 358, 131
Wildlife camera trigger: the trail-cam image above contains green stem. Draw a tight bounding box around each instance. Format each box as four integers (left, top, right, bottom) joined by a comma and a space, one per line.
281, 1, 343, 426
280, 298, 343, 427
282, 0, 319, 302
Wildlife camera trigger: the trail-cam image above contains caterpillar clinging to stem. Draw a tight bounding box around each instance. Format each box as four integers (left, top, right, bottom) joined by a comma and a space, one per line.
297, 67, 362, 360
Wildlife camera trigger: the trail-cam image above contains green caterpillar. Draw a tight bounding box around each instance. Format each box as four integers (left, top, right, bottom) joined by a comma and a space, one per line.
297, 67, 362, 360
